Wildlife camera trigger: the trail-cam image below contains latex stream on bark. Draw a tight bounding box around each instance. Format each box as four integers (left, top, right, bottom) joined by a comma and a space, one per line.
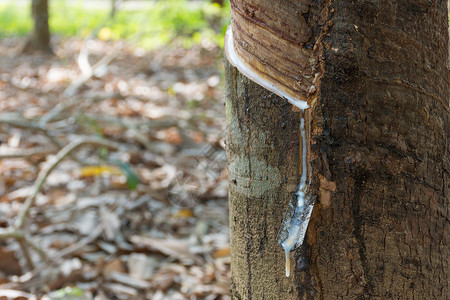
278, 115, 314, 277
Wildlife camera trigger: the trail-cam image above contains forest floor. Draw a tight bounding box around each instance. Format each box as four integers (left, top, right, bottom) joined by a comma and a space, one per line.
0, 37, 230, 300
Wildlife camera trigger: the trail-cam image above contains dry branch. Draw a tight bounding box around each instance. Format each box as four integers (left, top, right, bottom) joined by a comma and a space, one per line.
0, 147, 54, 159
15, 136, 120, 229
0, 113, 66, 148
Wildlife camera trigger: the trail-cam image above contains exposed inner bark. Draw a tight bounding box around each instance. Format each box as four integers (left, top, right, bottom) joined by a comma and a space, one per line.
228, 0, 321, 104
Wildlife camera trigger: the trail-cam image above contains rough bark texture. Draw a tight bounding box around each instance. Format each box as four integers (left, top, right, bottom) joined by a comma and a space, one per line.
225, 0, 449, 299
225, 61, 307, 299
310, 1, 449, 299
22, 0, 53, 54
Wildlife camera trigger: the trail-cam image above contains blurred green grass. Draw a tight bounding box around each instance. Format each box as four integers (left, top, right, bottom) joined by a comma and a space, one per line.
0, 0, 230, 49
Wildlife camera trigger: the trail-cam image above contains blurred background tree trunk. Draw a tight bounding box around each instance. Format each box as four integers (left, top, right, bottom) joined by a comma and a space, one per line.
110, 0, 123, 18
212, 0, 224, 6
225, 0, 449, 299
22, 0, 53, 54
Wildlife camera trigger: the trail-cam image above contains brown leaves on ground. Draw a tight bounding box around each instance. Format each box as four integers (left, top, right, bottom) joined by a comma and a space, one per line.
0, 37, 229, 299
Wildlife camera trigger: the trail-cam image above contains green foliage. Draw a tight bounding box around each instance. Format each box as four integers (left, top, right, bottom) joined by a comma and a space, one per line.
0, 3, 32, 37
115, 161, 139, 190
52, 286, 84, 299
50, 0, 108, 37
0, 0, 230, 49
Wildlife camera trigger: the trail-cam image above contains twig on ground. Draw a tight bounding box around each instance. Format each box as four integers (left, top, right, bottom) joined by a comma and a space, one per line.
0, 228, 23, 239
57, 225, 103, 258
18, 239, 34, 270
0, 113, 88, 164
0, 114, 44, 130
0, 147, 55, 159
23, 233, 51, 262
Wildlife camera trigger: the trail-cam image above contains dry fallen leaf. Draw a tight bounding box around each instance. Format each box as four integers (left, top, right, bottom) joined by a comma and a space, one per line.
0, 247, 22, 276
212, 247, 230, 258
78, 165, 122, 177
173, 208, 194, 218
103, 257, 126, 276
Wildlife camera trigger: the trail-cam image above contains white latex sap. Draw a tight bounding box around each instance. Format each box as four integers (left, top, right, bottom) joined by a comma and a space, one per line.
280, 116, 314, 277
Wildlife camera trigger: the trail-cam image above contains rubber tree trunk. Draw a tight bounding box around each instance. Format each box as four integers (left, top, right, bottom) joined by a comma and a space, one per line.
22, 0, 52, 54
225, 1, 449, 299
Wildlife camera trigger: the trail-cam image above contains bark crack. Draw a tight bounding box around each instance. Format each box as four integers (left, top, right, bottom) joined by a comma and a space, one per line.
351, 174, 375, 296
246, 196, 252, 300
314, 252, 324, 300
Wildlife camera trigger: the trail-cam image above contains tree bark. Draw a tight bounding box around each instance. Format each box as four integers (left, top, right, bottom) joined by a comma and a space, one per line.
22, 0, 53, 54
225, 1, 449, 299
